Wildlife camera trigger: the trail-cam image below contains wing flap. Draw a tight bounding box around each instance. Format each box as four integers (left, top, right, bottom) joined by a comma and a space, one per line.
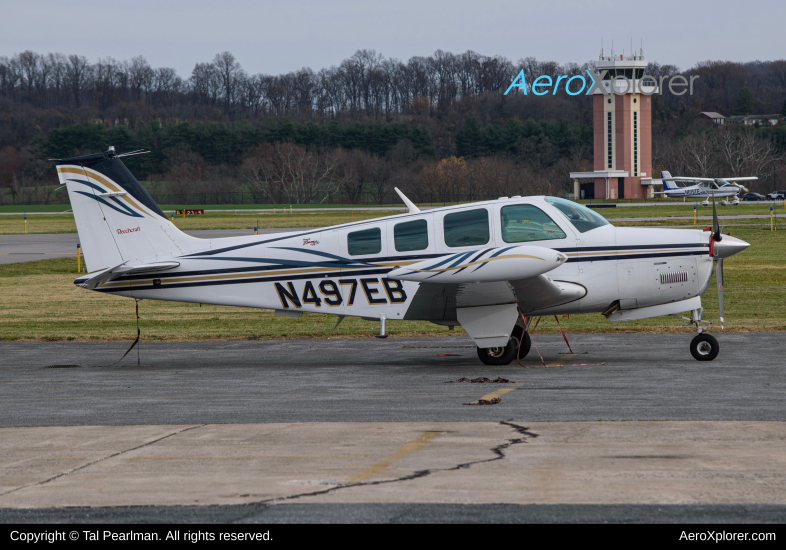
509, 275, 586, 313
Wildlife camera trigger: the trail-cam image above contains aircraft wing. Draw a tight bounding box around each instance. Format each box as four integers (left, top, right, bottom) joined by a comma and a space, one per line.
394, 245, 586, 326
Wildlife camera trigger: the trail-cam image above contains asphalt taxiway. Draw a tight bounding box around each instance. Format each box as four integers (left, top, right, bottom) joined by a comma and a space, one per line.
1, 334, 784, 523
0, 229, 316, 264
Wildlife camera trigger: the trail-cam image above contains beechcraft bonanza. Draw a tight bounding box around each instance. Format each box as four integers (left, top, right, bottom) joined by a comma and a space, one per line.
56, 147, 749, 364
656, 170, 757, 205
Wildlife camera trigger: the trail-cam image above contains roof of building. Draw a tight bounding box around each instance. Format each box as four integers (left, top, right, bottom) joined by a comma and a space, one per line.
728, 114, 781, 121
700, 111, 725, 119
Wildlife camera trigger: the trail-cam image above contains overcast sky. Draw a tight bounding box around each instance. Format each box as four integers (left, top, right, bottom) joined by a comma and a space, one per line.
2, 0, 784, 76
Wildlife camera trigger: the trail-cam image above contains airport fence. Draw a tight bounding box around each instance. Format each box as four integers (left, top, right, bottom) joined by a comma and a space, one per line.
3, 187, 686, 208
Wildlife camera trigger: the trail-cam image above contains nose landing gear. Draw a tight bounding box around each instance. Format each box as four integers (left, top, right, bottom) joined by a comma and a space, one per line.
672, 307, 719, 361
690, 333, 719, 361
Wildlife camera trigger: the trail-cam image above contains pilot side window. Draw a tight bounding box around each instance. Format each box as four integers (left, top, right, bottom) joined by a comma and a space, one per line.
443, 209, 489, 247
347, 227, 381, 255
545, 197, 609, 233
501, 205, 566, 243
394, 219, 429, 252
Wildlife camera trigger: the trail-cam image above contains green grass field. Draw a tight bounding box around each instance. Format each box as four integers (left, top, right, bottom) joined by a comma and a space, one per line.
0, 210, 401, 235
1, 223, 783, 342
2, 202, 783, 235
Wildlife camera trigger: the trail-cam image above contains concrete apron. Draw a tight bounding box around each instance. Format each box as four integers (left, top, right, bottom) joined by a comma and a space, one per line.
1, 421, 784, 508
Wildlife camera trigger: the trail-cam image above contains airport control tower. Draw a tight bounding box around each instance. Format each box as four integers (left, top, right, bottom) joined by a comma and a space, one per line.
571, 45, 655, 200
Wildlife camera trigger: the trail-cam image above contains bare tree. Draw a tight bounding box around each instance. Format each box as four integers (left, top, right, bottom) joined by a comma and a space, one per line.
213, 52, 243, 111
65, 54, 91, 106
678, 133, 716, 177
242, 143, 344, 204
718, 128, 783, 179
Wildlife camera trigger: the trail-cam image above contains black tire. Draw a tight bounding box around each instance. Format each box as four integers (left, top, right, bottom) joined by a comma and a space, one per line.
690, 333, 719, 361
477, 326, 529, 365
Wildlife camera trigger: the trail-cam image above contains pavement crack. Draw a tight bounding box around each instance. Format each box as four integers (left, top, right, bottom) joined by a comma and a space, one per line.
0, 424, 206, 499
235, 421, 537, 519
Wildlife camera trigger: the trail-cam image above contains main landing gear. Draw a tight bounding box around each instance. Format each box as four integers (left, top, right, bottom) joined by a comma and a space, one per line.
477, 325, 531, 365
673, 307, 720, 362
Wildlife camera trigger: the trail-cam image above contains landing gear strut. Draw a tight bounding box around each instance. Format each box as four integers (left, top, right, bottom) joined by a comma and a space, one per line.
672, 308, 719, 362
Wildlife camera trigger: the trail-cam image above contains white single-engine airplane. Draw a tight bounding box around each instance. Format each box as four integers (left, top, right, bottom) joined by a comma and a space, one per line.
656, 171, 757, 204
57, 148, 750, 364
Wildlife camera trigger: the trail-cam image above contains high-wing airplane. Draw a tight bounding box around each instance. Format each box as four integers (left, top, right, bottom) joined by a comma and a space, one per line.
655, 171, 757, 203
56, 147, 750, 364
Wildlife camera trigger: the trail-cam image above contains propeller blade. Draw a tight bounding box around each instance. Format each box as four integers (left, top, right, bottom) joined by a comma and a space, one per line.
717, 258, 724, 330
711, 192, 722, 242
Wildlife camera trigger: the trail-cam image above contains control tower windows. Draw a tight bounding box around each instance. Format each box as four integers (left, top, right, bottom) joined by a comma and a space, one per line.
607, 112, 613, 169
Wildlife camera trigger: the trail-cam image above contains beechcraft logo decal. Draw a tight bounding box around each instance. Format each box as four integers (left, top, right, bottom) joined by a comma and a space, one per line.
117, 226, 141, 235
302, 239, 319, 246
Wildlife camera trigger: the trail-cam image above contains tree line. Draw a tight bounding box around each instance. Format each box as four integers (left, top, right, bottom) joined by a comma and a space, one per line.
1, 48, 786, 204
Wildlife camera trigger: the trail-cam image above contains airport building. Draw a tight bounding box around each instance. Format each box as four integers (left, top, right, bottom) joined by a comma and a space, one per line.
571, 47, 655, 199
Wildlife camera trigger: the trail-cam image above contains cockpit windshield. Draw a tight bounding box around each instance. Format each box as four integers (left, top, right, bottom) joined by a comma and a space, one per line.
545, 197, 610, 233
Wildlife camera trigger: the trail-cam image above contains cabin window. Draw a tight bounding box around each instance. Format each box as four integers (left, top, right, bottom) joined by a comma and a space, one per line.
443, 209, 489, 247
347, 227, 381, 255
545, 197, 609, 233
501, 205, 566, 243
394, 219, 429, 252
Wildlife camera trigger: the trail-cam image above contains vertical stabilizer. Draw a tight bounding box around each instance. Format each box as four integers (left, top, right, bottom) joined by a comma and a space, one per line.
56, 148, 204, 272
661, 170, 676, 190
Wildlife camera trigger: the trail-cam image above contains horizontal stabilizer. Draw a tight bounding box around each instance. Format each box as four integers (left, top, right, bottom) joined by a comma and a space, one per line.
75, 261, 180, 290
387, 246, 567, 284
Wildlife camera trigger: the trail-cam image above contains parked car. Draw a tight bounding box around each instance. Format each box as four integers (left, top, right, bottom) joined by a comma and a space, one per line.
742, 193, 767, 201
766, 190, 786, 200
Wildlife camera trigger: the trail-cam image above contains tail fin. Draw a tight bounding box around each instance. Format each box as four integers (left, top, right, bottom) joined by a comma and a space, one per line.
660, 170, 675, 190
56, 147, 203, 272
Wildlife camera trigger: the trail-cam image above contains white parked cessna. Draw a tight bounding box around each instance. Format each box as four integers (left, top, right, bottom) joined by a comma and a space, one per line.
57, 148, 749, 364
655, 170, 757, 204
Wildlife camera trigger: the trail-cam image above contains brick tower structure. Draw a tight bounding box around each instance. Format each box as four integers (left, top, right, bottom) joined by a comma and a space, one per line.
591, 47, 652, 199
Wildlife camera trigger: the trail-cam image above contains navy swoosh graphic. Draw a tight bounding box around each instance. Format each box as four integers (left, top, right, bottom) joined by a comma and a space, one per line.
109, 196, 141, 217
472, 246, 516, 272
270, 247, 378, 267
75, 191, 143, 218
67, 178, 106, 193
195, 256, 364, 270
70, 177, 141, 218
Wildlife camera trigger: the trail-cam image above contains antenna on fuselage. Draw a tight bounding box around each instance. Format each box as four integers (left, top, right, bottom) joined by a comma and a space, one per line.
394, 187, 421, 213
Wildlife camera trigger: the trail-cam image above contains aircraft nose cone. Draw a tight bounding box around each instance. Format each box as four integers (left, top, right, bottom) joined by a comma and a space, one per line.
714, 235, 750, 259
